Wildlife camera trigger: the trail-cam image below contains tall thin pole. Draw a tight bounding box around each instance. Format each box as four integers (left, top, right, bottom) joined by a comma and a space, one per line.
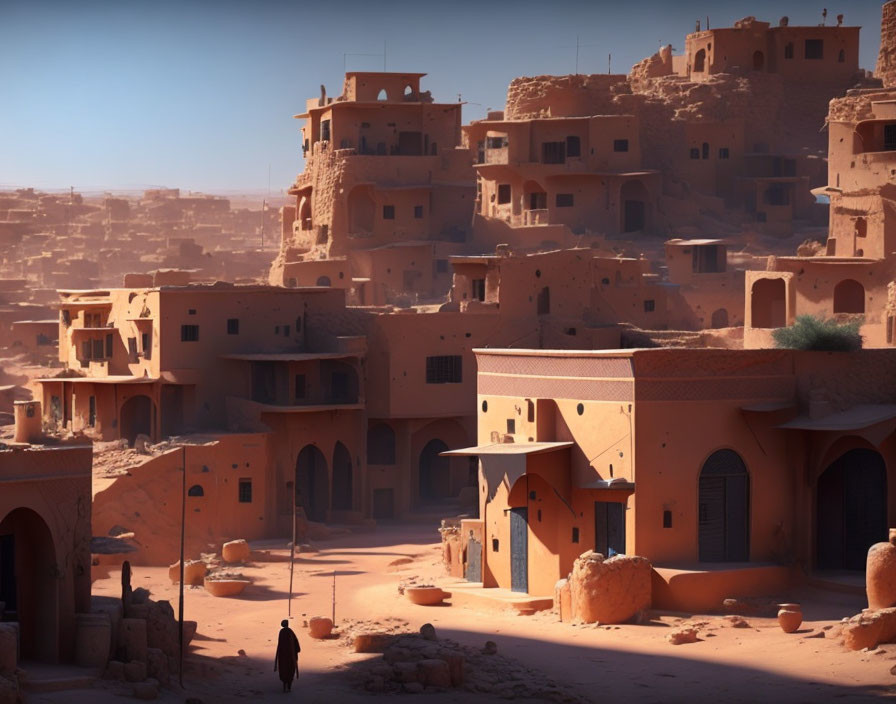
575, 35, 580, 75
331, 570, 336, 625
178, 445, 186, 687
288, 483, 296, 617
261, 199, 266, 249
383, 40, 386, 71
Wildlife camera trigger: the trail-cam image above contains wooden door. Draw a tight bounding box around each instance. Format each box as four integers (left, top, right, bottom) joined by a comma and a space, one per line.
510, 508, 528, 593
595, 501, 626, 556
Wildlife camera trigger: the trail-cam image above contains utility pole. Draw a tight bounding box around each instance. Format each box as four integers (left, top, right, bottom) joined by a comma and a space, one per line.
288, 484, 296, 617
608, 53, 612, 75
575, 35, 580, 75
178, 445, 186, 688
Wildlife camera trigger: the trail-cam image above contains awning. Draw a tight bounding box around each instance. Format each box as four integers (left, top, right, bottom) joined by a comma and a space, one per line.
579, 478, 635, 491
440, 442, 574, 457
220, 352, 360, 362
36, 376, 157, 385
778, 404, 896, 431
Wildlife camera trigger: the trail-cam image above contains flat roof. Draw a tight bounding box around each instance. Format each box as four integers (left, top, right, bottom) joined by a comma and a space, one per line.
35, 376, 157, 385
220, 352, 360, 362
778, 404, 896, 431
441, 441, 574, 457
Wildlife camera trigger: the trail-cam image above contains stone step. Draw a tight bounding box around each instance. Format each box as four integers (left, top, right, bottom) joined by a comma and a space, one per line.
20, 665, 98, 693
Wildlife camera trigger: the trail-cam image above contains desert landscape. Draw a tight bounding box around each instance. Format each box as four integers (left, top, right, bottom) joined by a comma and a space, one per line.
5, 0, 896, 702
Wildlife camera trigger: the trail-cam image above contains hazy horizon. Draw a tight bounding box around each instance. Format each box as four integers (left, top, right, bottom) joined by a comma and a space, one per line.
1, 0, 885, 192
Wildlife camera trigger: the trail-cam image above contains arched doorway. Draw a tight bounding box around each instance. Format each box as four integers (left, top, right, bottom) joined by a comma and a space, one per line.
698, 449, 750, 562
750, 278, 786, 328
332, 442, 353, 511
753, 50, 765, 70
694, 49, 706, 73
120, 395, 152, 447
833, 279, 865, 314
620, 180, 649, 233
817, 448, 887, 570
316, 276, 331, 287
711, 308, 729, 328
296, 445, 329, 522
419, 439, 451, 503
298, 195, 311, 230
0, 508, 58, 662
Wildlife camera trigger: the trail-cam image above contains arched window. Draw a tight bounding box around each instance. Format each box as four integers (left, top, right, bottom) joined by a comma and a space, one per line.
752, 50, 764, 70
367, 423, 396, 464
376, 88, 387, 101
694, 48, 706, 72
833, 279, 864, 314
316, 276, 331, 287
188, 485, 204, 497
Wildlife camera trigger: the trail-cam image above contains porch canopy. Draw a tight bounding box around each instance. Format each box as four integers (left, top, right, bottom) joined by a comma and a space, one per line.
441, 442, 573, 502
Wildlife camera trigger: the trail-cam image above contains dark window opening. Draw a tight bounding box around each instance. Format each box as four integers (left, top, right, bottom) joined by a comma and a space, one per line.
283, 325, 290, 337
690, 147, 700, 159
181, 325, 199, 342
492, 538, 499, 552
884, 124, 896, 151
426, 355, 462, 384
486, 136, 507, 149
784, 42, 794, 59
188, 485, 204, 497
765, 184, 791, 206
613, 139, 629, 152
436, 259, 449, 274
88, 396, 96, 427
321, 119, 331, 141
556, 193, 574, 208
506, 419, 515, 434
472, 278, 486, 301
414, 205, 423, 219
141, 332, 150, 359
663, 510, 672, 528
105, 333, 113, 358
644, 299, 655, 312
718, 147, 730, 159
542, 141, 566, 164
566, 135, 581, 157
294, 374, 306, 399
537, 286, 551, 315
702, 142, 710, 159
497, 184, 511, 204
227, 318, 239, 335
572, 527, 580, 543
238, 479, 252, 503
188, 309, 196, 315
805, 39, 823, 60
838, 49, 845, 63
382, 205, 395, 220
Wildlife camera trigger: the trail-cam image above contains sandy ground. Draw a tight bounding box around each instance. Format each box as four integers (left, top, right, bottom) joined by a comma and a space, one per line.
25, 524, 896, 703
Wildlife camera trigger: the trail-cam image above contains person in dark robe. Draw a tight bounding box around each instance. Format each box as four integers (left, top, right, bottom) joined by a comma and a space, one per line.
274, 619, 300, 692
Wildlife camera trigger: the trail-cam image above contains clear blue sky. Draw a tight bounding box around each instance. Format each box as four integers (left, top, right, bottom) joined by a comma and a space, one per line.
0, 0, 885, 192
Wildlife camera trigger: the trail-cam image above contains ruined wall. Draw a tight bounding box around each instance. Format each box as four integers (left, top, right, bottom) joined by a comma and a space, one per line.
504, 74, 631, 119
878, 0, 896, 88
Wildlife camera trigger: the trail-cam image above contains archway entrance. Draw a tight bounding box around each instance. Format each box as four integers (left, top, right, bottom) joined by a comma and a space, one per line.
296, 445, 329, 522
750, 278, 786, 328
833, 279, 865, 314
753, 50, 765, 70
694, 49, 706, 73
419, 439, 451, 503
120, 395, 152, 446
817, 448, 887, 570
0, 508, 58, 662
698, 450, 750, 562
711, 308, 729, 328
332, 442, 353, 511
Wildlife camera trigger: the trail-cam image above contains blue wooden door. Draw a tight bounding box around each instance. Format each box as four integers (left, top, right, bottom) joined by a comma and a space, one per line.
510, 507, 528, 593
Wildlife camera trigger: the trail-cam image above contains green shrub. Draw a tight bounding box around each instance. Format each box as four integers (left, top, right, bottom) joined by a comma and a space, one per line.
772, 314, 863, 351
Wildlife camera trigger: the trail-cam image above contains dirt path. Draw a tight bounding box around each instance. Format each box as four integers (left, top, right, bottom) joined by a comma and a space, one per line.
32, 525, 896, 703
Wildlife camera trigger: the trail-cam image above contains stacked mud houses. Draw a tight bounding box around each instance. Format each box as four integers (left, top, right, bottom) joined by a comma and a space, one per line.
8, 7, 896, 675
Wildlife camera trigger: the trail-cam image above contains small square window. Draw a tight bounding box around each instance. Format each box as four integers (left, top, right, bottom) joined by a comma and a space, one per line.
283, 325, 290, 337
805, 39, 823, 60
383, 205, 395, 219
718, 147, 730, 159
566, 135, 581, 157
188, 309, 196, 315
556, 193, 574, 207
274, 325, 280, 334
506, 418, 516, 434
497, 184, 511, 204
414, 205, 423, 219
435, 259, 449, 274
613, 139, 629, 152
572, 527, 580, 543
227, 318, 239, 335
644, 299, 655, 312
238, 478, 252, 503
492, 538, 499, 552
690, 148, 700, 159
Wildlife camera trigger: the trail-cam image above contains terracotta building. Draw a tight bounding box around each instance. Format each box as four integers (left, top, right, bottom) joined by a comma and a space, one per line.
445, 347, 896, 611
270, 72, 475, 305
0, 429, 92, 664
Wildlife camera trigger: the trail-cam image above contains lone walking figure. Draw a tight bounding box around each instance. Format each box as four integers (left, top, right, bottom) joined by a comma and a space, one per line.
274, 619, 301, 693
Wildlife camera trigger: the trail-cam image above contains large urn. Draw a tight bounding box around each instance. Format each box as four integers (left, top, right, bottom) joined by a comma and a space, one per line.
867, 528, 896, 610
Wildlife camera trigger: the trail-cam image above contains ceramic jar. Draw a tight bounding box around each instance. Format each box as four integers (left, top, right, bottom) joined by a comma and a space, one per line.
777, 603, 802, 633
866, 529, 896, 610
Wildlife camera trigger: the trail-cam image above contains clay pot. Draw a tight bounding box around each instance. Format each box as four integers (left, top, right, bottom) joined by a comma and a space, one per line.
203, 578, 250, 597
308, 617, 333, 639
222, 539, 251, 563
405, 587, 446, 606
168, 560, 208, 586
866, 529, 896, 610
777, 603, 802, 633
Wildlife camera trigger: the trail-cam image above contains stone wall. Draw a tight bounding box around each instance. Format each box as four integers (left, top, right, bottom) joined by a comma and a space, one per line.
878, 1, 896, 88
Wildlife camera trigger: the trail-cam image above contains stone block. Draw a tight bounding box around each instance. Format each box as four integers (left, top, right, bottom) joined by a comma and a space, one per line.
146, 648, 169, 685
392, 661, 419, 683
568, 552, 652, 624
222, 539, 250, 563
353, 632, 397, 653
308, 617, 333, 639
842, 607, 896, 651
124, 659, 147, 683
416, 659, 451, 688
119, 618, 148, 663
